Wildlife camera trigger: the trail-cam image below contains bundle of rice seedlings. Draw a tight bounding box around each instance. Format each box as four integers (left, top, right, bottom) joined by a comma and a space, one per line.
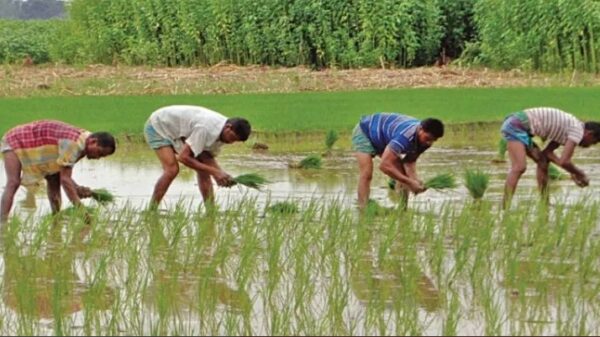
464, 169, 490, 199
325, 130, 339, 151
291, 154, 322, 169
424, 173, 457, 191
548, 164, 563, 180
91, 188, 115, 203
498, 138, 507, 159
387, 178, 397, 190
267, 201, 299, 214
233, 173, 269, 190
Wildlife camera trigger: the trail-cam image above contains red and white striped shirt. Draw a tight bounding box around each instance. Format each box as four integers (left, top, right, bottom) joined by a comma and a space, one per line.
525, 107, 584, 145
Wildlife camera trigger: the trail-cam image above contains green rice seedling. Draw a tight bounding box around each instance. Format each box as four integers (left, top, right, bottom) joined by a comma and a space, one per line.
464, 169, 490, 199
388, 178, 397, 190
498, 138, 507, 159
424, 173, 457, 191
91, 188, 115, 203
548, 164, 563, 180
324, 130, 339, 152
364, 199, 395, 216
290, 154, 322, 169
299, 154, 322, 169
233, 173, 269, 190
267, 201, 299, 214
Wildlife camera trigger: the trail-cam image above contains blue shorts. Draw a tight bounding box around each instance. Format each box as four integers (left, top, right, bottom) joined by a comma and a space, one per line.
501, 111, 533, 148
144, 120, 173, 149
351, 123, 376, 155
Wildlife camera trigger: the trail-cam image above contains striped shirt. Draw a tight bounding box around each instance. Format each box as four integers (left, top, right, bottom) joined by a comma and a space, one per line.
1, 120, 89, 185
359, 113, 422, 156
525, 107, 584, 145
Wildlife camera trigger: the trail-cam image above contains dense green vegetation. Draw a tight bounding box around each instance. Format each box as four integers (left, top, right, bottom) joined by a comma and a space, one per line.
1, 0, 599, 72
2, 87, 599, 136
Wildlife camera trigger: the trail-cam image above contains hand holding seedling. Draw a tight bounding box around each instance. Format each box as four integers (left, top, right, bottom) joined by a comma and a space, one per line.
571, 172, 589, 187
76, 186, 93, 198
214, 171, 235, 187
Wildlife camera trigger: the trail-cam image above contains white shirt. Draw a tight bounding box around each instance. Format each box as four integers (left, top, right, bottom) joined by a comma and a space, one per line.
526, 107, 584, 145
149, 105, 227, 156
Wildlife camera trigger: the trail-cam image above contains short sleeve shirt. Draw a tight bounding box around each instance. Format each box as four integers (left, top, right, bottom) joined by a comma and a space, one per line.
149, 105, 227, 156
359, 113, 422, 156
525, 107, 584, 145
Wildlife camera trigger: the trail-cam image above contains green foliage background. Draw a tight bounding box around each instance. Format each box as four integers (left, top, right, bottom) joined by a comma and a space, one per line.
1, 0, 599, 72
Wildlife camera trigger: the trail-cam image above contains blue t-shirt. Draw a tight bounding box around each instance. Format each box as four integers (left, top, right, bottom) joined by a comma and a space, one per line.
359, 113, 422, 156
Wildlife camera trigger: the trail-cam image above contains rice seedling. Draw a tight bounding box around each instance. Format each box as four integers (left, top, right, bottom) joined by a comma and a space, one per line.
90, 188, 115, 203
266, 201, 299, 215
233, 173, 269, 190
364, 199, 395, 216
424, 173, 457, 191
289, 154, 322, 169
324, 130, 339, 153
548, 164, 563, 180
464, 169, 490, 199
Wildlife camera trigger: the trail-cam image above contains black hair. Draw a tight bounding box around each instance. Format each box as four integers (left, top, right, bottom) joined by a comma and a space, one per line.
421, 118, 444, 138
90, 132, 116, 154
227, 118, 251, 141
585, 121, 600, 141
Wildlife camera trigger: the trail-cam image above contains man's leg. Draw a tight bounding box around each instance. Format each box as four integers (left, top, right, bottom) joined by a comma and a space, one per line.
1, 151, 21, 223
526, 144, 550, 203
195, 152, 216, 203
503, 141, 527, 209
45, 173, 62, 214
151, 146, 179, 208
394, 163, 410, 210
355, 152, 374, 209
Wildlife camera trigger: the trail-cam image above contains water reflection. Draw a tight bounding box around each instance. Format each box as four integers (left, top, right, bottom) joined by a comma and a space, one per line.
142, 213, 251, 321
349, 220, 441, 313
1, 219, 115, 321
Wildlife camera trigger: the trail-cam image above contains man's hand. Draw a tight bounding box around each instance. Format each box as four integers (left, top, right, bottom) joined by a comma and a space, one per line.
571, 172, 589, 187
214, 171, 235, 187
408, 179, 426, 194
76, 186, 93, 198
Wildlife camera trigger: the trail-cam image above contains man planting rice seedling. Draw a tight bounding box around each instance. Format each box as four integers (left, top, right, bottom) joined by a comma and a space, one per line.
0, 120, 116, 223
144, 105, 251, 207
501, 107, 600, 208
352, 112, 444, 209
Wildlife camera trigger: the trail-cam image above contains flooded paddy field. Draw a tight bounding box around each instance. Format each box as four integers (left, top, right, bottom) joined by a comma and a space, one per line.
0, 143, 599, 335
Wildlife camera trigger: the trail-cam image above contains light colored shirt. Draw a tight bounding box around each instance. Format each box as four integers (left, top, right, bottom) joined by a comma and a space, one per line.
149, 105, 227, 156
525, 107, 584, 145
359, 113, 421, 156
2, 120, 89, 186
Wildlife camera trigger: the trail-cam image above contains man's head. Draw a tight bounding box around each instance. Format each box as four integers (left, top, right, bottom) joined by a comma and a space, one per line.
220, 118, 251, 144
85, 132, 116, 159
417, 118, 444, 147
580, 121, 600, 147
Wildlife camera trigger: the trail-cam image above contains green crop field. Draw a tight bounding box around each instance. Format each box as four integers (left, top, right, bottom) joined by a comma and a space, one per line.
2, 87, 600, 136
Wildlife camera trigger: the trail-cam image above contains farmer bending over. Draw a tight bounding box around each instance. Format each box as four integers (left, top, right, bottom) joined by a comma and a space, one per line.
501, 107, 600, 208
144, 105, 251, 207
1, 120, 116, 223
352, 113, 444, 209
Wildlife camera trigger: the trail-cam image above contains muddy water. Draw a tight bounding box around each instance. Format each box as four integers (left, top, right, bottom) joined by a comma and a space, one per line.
2, 144, 600, 216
